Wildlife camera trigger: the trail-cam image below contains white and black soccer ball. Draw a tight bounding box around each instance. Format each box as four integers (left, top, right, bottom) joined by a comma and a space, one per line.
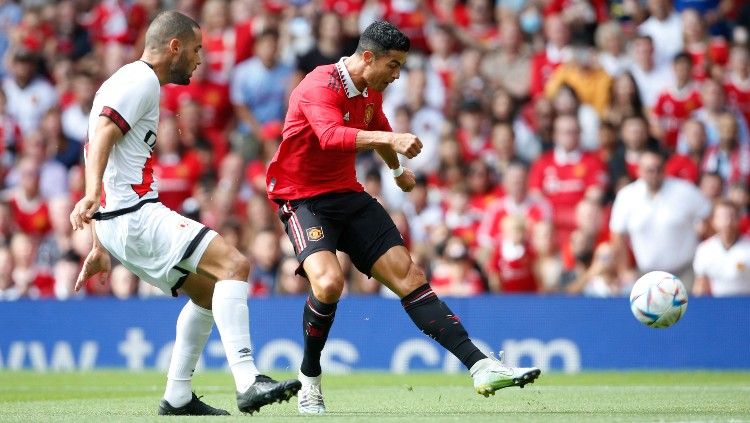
629, 271, 688, 328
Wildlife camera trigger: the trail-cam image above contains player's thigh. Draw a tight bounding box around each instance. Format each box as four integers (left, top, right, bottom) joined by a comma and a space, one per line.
179, 272, 218, 310
303, 250, 346, 301
337, 196, 405, 279
195, 235, 250, 282
371, 245, 426, 298
277, 200, 341, 272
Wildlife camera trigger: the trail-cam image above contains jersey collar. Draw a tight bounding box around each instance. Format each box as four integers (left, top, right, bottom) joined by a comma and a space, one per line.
336, 57, 368, 98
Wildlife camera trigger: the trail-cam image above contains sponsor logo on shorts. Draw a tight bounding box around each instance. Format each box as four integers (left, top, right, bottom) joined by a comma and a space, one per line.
306, 227, 324, 241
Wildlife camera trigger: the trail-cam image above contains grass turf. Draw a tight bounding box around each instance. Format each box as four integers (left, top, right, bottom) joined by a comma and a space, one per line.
0, 371, 749, 422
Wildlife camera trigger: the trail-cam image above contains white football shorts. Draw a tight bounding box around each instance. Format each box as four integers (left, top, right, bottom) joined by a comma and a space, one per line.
95, 201, 217, 296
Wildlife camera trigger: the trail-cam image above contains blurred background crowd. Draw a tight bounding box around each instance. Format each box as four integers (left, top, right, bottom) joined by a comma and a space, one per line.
1, 0, 750, 301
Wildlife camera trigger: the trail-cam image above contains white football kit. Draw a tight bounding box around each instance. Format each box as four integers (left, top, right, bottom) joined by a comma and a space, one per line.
89, 61, 216, 295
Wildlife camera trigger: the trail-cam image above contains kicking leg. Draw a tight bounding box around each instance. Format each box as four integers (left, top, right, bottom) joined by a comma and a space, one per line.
371, 246, 541, 396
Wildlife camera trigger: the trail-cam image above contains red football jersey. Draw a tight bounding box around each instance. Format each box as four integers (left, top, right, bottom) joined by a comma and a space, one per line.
665, 154, 700, 183
652, 85, 702, 149
10, 194, 51, 236
487, 242, 538, 293
476, 196, 552, 248
528, 151, 607, 238
154, 152, 203, 211
725, 76, 750, 127
529, 51, 562, 98
267, 62, 391, 200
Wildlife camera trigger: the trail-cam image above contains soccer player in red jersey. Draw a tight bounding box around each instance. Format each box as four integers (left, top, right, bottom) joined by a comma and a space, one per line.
267, 21, 540, 415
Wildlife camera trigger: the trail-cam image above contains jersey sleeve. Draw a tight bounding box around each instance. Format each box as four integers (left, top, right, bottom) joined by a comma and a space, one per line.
298, 85, 359, 152
100, 75, 158, 134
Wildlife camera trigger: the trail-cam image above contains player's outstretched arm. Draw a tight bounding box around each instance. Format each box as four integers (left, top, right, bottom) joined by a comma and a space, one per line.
70, 117, 123, 231
355, 131, 422, 158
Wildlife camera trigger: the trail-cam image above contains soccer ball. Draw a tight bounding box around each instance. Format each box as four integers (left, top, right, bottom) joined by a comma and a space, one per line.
629, 271, 688, 328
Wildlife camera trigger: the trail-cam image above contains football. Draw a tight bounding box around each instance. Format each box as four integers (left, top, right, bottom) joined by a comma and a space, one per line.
629, 271, 688, 328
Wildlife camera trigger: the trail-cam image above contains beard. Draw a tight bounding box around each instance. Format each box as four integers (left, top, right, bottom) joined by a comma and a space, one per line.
168, 52, 192, 85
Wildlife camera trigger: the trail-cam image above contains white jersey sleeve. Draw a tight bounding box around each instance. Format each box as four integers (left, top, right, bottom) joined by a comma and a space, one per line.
88, 61, 161, 213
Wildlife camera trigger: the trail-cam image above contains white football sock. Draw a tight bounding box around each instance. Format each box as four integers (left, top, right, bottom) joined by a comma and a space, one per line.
164, 300, 213, 407
212, 280, 259, 393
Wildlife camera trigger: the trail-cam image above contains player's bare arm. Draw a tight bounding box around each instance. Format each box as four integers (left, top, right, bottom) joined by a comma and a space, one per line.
70, 117, 123, 231
374, 144, 416, 192
354, 130, 422, 158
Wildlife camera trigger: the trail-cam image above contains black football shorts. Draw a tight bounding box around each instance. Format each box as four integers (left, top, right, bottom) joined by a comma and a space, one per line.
276, 191, 404, 278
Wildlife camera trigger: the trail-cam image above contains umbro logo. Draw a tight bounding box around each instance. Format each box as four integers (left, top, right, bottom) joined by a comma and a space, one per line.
238, 347, 252, 358
343, 112, 350, 122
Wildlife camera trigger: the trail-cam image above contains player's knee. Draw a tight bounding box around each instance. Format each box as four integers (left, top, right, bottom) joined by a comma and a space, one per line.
311, 271, 345, 303
218, 250, 250, 281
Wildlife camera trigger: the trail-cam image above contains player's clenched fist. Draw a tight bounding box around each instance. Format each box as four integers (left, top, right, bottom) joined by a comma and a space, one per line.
70, 196, 100, 231
395, 167, 416, 192
391, 133, 423, 159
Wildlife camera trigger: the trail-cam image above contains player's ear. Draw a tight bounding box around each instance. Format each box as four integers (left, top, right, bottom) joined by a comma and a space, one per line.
168, 38, 181, 54
362, 50, 375, 65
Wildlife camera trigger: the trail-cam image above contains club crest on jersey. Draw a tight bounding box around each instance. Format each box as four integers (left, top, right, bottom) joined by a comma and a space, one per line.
306, 226, 324, 241
364, 104, 374, 125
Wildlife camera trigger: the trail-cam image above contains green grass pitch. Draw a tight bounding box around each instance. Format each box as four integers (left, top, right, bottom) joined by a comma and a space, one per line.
1, 371, 749, 422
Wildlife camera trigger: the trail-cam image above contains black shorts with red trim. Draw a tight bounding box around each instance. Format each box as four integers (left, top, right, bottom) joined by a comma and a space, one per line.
276, 191, 404, 278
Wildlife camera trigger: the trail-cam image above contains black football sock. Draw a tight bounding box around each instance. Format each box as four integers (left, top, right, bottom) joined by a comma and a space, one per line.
401, 283, 487, 370
300, 294, 337, 377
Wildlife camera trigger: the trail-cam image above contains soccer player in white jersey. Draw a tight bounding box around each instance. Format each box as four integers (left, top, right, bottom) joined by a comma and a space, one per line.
69, 11, 301, 416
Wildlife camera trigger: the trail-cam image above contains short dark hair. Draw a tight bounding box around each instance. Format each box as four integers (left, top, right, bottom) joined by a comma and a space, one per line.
673, 51, 693, 65
356, 21, 410, 56
145, 11, 200, 49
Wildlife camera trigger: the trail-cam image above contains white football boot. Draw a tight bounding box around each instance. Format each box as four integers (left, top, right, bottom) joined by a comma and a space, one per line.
470, 352, 541, 397
297, 373, 326, 414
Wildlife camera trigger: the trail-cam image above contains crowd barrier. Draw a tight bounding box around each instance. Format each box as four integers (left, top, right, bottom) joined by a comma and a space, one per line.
1, 295, 748, 372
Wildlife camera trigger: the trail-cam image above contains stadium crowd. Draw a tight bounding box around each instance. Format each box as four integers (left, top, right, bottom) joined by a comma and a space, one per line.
1, 0, 750, 301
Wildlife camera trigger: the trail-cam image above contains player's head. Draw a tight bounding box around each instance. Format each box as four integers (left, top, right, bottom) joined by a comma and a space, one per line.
144, 11, 202, 85
356, 21, 410, 91
638, 145, 666, 192
712, 199, 740, 237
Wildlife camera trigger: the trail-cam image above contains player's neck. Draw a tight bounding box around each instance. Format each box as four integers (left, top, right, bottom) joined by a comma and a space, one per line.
139, 53, 169, 85
343, 56, 368, 92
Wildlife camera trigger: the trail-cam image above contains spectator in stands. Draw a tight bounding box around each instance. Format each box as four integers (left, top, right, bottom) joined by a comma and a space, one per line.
0, 245, 18, 301
545, 41, 613, 116
550, 84, 599, 151
531, 221, 563, 292
10, 231, 53, 298
567, 241, 633, 297
529, 14, 569, 98
2, 49, 57, 136
36, 195, 72, 270
477, 161, 551, 249
40, 108, 80, 169
628, 35, 674, 108
153, 115, 203, 211
724, 45, 750, 126
249, 229, 282, 296
480, 17, 532, 100
486, 215, 537, 293
693, 200, 750, 296
276, 256, 307, 295
6, 130, 68, 199
449, 48, 486, 116
0, 88, 22, 168
110, 264, 139, 299
230, 28, 293, 154
53, 249, 83, 300
529, 114, 607, 245
490, 89, 539, 163
702, 112, 750, 186
403, 174, 443, 249
430, 236, 487, 297
61, 72, 96, 147
650, 52, 702, 150
602, 72, 645, 128
486, 121, 524, 175
699, 171, 725, 204
668, 119, 706, 183
638, 0, 683, 67
681, 8, 728, 81
609, 114, 658, 190
694, 78, 749, 148
294, 12, 344, 86
200, 0, 240, 86
7, 156, 51, 237
0, 0, 23, 77
610, 147, 711, 290
595, 20, 629, 77
530, 97, 556, 152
